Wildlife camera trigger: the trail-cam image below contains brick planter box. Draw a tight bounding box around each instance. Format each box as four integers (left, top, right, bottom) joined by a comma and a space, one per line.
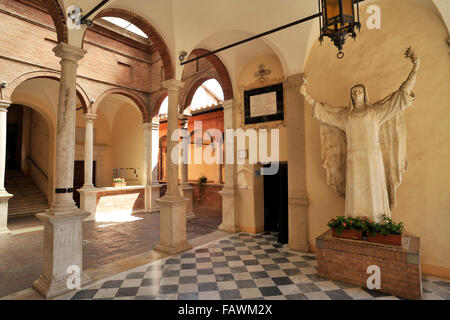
367, 233, 402, 246
331, 228, 363, 240
316, 230, 422, 300
113, 182, 126, 188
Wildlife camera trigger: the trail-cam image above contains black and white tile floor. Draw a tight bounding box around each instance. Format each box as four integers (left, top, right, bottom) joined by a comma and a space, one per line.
57, 232, 450, 300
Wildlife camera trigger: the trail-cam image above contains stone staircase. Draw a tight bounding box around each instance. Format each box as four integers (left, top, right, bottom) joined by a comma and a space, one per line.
5, 170, 48, 218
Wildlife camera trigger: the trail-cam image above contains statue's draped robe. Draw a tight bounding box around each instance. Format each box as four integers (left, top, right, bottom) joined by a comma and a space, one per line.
312, 83, 414, 222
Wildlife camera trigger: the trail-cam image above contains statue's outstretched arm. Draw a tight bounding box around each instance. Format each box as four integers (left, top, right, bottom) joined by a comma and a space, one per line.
403, 47, 420, 94
300, 77, 316, 106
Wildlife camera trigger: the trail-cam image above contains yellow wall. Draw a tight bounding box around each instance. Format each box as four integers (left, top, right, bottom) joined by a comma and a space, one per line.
234, 54, 285, 232
186, 144, 223, 183
110, 104, 144, 186
75, 107, 113, 187
76, 97, 144, 188
28, 109, 50, 198
303, 0, 450, 276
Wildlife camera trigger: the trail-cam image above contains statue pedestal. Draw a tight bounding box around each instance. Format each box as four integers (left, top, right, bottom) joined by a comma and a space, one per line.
315, 230, 422, 300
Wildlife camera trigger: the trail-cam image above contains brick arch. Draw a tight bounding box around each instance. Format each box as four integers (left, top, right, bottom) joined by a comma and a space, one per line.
93, 88, 149, 122
159, 135, 167, 147
152, 92, 168, 118
43, 0, 68, 43
4, 70, 90, 113
91, 8, 174, 80
181, 48, 233, 110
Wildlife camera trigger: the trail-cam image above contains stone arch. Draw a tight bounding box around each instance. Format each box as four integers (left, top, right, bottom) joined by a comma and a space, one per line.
93, 88, 149, 122
90, 7, 174, 80
42, 0, 68, 43
3, 70, 90, 113
181, 49, 233, 110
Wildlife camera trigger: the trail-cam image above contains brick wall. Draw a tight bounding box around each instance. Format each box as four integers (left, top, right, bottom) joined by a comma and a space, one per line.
192, 183, 222, 210
0, 0, 162, 107
316, 230, 422, 299
158, 182, 222, 216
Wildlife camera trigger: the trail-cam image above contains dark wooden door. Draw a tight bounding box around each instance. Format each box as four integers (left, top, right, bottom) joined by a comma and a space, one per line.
6, 106, 23, 170
263, 163, 288, 244
73, 161, 96, 208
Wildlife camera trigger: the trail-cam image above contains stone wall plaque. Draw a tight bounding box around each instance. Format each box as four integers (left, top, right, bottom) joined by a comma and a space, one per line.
244, 83, 283, 124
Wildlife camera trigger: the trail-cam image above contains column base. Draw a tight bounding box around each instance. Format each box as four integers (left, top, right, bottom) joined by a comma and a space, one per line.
78, 187, 97, 221
179, 184, 195, 218
154, 196, 192, 255
218, 223, 240, 233
33, 271, 91, 299
153, 241, 192, 255
33, 208, 92, 299
146, 184, 163, 213
288, 197, 310, 252
218, 187, 239, 234
0, 227, 10, 235
0, 191, 13, 236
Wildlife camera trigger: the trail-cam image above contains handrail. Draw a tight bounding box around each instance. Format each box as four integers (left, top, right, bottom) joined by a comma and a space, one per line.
26, 157, 48, 180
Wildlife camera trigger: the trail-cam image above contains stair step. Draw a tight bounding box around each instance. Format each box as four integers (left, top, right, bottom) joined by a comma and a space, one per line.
9, 205, 48, 210
6, 171, 49, 218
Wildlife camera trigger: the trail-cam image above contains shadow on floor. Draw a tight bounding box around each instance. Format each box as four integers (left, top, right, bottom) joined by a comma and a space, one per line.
0, 212, 222, 298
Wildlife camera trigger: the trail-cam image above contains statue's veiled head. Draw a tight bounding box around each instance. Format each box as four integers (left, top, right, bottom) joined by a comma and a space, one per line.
349, 84, 370, 112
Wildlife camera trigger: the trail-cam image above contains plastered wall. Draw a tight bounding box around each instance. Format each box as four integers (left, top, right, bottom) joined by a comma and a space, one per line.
234, 54, 286, 233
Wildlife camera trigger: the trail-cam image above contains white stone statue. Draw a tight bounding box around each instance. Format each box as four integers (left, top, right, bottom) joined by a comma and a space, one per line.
301, 48, 420, 222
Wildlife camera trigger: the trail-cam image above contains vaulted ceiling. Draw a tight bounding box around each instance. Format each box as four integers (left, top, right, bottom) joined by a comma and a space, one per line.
57, 0, 449, 87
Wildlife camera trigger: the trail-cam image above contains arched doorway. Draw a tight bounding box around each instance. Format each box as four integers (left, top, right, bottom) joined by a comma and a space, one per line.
5, 76, 85, 221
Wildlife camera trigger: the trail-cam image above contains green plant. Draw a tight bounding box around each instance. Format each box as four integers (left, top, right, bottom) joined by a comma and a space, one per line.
198, 174, 207, 184
327, 216, 368, 234
367, 214, 404, 236
113, 177, 125, 183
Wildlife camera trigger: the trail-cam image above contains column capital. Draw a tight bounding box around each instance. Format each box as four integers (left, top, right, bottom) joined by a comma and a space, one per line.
53, 42, 86, 62
179, 114, 190, 128
283, 73, 304, 90
143, 122, 152, 129
0, 100, 11, 112
222, 99, 234, 111
82, 113, 97, 122
162, 79, 184, 91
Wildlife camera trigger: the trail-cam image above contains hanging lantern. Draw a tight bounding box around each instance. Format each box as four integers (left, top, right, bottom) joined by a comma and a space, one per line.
319, 0, 361, 59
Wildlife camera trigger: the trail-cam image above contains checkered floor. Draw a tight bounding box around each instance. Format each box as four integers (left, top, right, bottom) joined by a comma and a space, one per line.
57, 232, 450, 300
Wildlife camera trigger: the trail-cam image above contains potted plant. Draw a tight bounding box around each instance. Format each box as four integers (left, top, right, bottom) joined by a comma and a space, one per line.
367, 214, 404, 246
196, 174, 208, 202
327, 216, 364, 240
198, 174, 207, 185
113, 177, 126, 188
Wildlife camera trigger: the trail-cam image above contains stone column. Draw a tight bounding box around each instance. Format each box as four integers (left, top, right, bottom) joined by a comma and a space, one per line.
155, 79, 191, 254
285, 74, 309, 252
143, 121, 162, 213
0, 100, 13, 235
216, 143, 223, 184
79, 113, 97, 221
178, 115, 194, 217
33, 43, 91, 298
219, 99, 239, 233
151, 119, 160, 184
82, 113, 96, 188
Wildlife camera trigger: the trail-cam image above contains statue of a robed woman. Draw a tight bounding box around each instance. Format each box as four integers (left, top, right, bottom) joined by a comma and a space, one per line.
301, 48, 420, 222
